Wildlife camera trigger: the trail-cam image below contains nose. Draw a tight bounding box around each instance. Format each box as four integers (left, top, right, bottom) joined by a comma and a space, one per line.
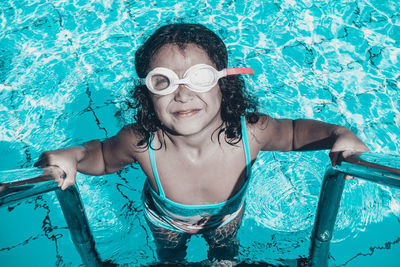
174, 84, 194, 103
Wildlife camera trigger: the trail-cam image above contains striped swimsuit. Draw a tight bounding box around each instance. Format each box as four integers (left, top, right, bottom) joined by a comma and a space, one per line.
142, 117, 252, 234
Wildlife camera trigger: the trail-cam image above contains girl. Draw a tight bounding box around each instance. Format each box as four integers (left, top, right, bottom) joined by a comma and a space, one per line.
35, 23, 369, 264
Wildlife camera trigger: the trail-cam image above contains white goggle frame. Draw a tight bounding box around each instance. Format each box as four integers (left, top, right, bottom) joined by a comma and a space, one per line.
144, 64, 254, 95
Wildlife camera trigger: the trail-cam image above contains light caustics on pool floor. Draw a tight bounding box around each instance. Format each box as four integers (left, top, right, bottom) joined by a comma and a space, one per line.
0, 0, 400, 266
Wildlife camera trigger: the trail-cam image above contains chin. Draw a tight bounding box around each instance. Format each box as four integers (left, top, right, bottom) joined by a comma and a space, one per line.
171, 122, 206, 136
160, 110, 222, 136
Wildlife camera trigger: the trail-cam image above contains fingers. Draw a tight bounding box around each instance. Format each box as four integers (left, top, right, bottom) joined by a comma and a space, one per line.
330, 152, 357, 181
61, 174, 76, 190
53, 174, 64, 187
329, 152, 337, 167
341, 150, 361, 159
329, 151, 343, 166
344, 175, 356, 180
330, 150, 365, 167
34, 152, 77, 190
48, 165, 67, 188
53, 168, 76, 190
52, 170, 76, 190
45, 164, 76, 190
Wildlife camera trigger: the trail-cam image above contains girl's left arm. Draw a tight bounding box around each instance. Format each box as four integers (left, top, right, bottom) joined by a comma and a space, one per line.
253, 115, 370, 166
291, 119, 370, 166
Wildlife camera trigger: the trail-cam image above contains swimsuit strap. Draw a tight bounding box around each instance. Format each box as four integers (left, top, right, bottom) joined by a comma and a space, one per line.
148, 139, 166, 197
241, 116, 252, 178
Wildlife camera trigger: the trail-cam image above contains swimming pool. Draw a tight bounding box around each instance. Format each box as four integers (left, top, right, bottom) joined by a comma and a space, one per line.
0, 0, 399, 266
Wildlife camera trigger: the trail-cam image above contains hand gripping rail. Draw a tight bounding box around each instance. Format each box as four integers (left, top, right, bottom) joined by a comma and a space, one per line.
0, 167, 101, 267
309, 152, 400, 267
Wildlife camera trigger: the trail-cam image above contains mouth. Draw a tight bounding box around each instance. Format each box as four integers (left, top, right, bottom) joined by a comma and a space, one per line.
174, 109, 201, 118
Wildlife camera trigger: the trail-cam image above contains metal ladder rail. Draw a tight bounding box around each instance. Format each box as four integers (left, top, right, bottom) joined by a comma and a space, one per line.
309, 152, 400, 267
0, 167, 101, 267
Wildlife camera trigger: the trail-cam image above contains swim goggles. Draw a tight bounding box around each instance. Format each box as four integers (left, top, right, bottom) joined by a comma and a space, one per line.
144, 64, 254, 95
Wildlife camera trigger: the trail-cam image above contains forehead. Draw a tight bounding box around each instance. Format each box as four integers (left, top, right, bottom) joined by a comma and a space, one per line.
149, 43, 216, 70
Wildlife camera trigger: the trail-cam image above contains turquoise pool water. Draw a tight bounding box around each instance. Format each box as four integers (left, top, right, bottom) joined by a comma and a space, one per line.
1, 0, 399, 266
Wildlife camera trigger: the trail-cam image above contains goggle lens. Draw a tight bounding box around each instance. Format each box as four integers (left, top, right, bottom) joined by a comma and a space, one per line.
188, 67, 215, 87
151, 74, 170, 91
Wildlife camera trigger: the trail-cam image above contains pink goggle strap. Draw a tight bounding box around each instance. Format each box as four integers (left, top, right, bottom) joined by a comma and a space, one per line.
226, 68, 254, 75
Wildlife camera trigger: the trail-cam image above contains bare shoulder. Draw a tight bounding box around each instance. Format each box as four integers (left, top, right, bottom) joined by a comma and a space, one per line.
246, 114, 272, 149
103, 123, 149, 165
246, 113, 294, 152
113, 123, 149, 154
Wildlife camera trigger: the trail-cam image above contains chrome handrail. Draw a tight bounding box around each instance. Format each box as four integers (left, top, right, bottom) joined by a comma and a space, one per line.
309, 152, 400, 267
0, 167, 63, 205
0, 167, 101, 267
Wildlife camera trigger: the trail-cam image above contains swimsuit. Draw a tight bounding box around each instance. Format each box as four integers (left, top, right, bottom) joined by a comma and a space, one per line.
142, 116, 252, 234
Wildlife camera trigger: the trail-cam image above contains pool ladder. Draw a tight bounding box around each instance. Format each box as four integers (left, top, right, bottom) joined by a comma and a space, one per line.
0, 167, 102, 267
309, 152, 400, 267
0, 152, 399, 266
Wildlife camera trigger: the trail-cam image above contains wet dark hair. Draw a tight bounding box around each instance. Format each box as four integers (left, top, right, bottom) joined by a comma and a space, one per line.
126, 23, 258, 147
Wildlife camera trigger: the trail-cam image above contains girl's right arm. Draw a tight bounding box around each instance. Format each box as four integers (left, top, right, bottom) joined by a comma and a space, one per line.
34, 125, 139, 190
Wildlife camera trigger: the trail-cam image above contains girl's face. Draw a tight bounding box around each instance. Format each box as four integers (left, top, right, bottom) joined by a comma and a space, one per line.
149, 43, 223, 136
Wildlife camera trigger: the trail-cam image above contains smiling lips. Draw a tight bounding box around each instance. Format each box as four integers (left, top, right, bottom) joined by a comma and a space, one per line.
174, 109, 201, 118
